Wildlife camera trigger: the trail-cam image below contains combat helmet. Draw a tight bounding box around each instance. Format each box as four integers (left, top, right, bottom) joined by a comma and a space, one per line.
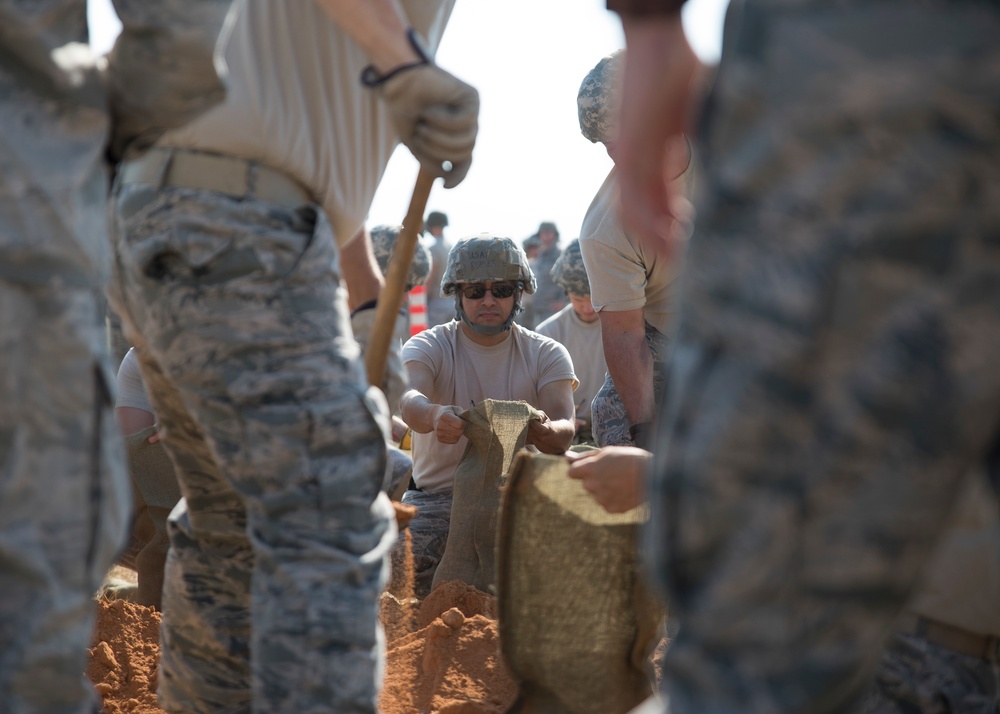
577, 49, 625, 144
550, 239, 590, 296
441, 233, 536, 335
370, 224, 431, 291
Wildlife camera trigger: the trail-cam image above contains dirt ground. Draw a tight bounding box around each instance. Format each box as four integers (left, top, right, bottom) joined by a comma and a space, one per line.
89, 550, 516, 714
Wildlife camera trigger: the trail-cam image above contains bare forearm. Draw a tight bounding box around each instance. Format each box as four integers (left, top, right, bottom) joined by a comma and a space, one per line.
313, 0, 422, 72
603, 331, 655, 425
399, 389, 440, 434
341, 227, 384, 312
528, 419, 576, 454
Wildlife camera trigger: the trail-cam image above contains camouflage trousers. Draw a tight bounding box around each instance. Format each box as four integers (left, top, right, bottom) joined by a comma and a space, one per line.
857, 633, 1000, 714
109, 181, 396, 714
591, 322, 668, 447
646, 2, 1000, 714
0, 76, 131, 714
393, 489, 452, 599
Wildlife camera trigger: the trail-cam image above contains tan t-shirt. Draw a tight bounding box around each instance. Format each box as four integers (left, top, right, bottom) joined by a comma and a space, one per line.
579, 167, 677, 336
908, 468, 1000, 636
535, 305, 606, 423
158, 0, 456, 245
403, 322, 577, 493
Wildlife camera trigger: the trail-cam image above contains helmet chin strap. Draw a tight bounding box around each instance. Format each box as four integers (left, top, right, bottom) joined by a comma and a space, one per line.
454, 294, 523, 336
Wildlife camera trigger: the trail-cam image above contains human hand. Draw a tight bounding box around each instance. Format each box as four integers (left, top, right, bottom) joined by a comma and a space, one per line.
379, 64, 479, 188
147, 429, 161, 444
566, 446, 651, 514
433, 405, 466, 444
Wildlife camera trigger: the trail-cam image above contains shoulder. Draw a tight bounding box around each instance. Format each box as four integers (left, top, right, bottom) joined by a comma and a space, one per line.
403, 322, 456, 361
534, 306, 572, 338
514, 324, 572, 362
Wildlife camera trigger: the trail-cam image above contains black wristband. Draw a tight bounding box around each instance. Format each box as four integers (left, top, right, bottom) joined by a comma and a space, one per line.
629, 421, 655, 451
360, 28, 432, 87
350, 299, 377, 319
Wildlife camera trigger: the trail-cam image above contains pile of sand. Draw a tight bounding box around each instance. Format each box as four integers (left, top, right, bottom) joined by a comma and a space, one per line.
88, 599, 162, 714
381, 580, 515, 714
88, 555, 516, 714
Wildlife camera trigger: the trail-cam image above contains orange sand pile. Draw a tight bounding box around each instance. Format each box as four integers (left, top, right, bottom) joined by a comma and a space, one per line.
87, 508, 520, 714
87, 598, 162, 713
380, 580, 516, 714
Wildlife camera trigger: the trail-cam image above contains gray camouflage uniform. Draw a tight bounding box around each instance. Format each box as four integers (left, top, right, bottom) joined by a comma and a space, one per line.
0, 2, 231, 712
105, 1, 447, 710
620, 1, 1000, 713
591, 324, 668, 447
859, 633, 1000, 714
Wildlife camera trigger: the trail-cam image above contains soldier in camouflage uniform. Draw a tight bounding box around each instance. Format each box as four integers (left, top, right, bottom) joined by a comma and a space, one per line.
360, 223, 432, 415
397, 234, 577, 597
423, 211, 455, 328
535, 240, 607, 445
0, 2, 233, 712
606, 1, 1000, 713
107, 1, 478, 712
526, 221, 566, 328
577, 49, 688, 450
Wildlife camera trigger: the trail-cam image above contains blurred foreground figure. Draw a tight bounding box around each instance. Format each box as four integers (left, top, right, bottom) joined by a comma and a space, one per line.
108, 0, 477, 711
0, 2, 232, 712
609, 1, 1000, 712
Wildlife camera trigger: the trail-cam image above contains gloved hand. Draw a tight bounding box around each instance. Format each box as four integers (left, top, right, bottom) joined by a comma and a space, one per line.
378, 63, 479, 188
351, 304, 409, 414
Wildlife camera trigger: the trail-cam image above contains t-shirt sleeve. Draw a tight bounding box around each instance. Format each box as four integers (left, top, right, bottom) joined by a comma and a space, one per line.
580, 234, 648, 314
402, 327, 445, 375
535, 337, 579, 393
115, 348, 153, 412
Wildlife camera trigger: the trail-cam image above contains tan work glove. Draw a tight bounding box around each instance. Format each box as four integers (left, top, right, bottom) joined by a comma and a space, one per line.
367, 49, 479, 188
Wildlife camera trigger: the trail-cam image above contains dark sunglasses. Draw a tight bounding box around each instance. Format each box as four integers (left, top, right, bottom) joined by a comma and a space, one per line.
461, 283, 516, 300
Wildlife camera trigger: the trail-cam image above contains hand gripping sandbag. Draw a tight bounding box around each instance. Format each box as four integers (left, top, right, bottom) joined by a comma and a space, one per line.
498, 451, 664, 714
432, 399, 542, 594
124, 426, 182, 608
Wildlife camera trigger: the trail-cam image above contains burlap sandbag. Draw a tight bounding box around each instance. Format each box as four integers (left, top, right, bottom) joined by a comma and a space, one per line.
498, 451, 664, 714
432, 399, 542, 594
124, 426, 182, 608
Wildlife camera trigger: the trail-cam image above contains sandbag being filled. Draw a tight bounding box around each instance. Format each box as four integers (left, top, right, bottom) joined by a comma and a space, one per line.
498, 451, 664, 714
432, 399, 541, 594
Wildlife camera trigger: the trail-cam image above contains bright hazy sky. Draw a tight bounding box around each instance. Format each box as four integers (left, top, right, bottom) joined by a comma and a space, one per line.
88, 0, 727, 246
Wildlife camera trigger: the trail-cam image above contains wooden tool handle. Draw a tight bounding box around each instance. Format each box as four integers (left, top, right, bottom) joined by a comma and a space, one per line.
365, 168, 436, 388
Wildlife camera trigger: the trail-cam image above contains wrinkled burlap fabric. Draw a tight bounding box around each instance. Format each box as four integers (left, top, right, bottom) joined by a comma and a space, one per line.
498, 452, 664, 714
124, 425, 182, 608
432, 399, 542, 594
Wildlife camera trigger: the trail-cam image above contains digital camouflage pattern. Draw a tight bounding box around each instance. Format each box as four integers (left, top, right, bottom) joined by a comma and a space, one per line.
577, 49, 624, 145
857, 633, 1000, 714
592, 322, 668, 447
110, 185, 396, 713
550, 239, 591, 297
370, 223, 432, 290
394, 489, 453, 599
644, 2, 1000, 713
0, 2, 230, 712
441, 234, 537, 296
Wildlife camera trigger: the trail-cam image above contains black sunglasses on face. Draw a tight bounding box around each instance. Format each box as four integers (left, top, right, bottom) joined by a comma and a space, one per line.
461, 283, 516, 300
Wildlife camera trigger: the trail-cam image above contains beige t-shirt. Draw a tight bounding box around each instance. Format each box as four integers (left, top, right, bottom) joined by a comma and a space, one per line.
403, 322, 577, 493
158, 0, 455, 246
908, 468, 1000, 636
535, 305, 606, 423
578, 167, 677, 336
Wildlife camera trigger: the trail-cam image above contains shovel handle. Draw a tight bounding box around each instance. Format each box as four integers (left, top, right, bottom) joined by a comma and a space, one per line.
365, 168, 436, 388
